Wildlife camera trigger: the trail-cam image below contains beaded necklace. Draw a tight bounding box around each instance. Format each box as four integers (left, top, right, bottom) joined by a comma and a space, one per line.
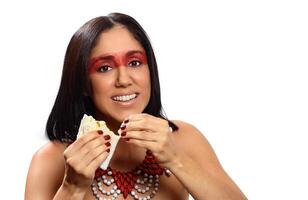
91, 150, 172, 200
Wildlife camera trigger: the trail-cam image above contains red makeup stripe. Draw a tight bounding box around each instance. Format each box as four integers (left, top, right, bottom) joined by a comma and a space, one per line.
88, 50, 147, 74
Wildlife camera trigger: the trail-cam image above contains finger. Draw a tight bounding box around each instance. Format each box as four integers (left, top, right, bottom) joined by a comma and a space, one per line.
64, 130, 104, 158
122, 118, 168, 133
86, 150, 110, 173
122, 130, 158, 142
125, 138, 157, 151
83, 144, 110, 166
77, 135, 107, 158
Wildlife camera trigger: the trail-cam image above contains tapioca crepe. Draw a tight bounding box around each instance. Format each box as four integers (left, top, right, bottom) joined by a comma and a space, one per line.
77, 114, 121, 170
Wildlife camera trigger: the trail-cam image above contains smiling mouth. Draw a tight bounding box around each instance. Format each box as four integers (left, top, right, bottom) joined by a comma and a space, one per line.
111, 93, 139, 102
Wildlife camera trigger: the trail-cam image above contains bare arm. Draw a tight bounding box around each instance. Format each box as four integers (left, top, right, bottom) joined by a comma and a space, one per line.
168, 121, 247, 200
25, 131, 110, 200
121, 114, 247, 200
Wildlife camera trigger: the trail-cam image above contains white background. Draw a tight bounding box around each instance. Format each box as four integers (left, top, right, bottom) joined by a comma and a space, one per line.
0, 0, 307, 199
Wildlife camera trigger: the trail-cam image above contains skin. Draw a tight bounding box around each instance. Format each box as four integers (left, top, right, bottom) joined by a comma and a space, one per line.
25, 25, 247, 200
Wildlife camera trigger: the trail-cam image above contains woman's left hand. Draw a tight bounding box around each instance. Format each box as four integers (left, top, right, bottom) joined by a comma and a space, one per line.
119, 113, 178, 168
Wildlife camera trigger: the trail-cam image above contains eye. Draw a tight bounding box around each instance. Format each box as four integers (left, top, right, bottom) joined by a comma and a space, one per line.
128, 60, 142, 67
98, 65, 112, 73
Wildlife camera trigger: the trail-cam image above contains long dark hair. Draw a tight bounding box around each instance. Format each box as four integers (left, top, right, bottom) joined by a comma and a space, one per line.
46, 13, 178, 141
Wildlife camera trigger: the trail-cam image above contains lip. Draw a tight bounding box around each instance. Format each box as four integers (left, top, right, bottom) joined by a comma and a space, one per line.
111, 92, 139, 106
111, 92, 139, 99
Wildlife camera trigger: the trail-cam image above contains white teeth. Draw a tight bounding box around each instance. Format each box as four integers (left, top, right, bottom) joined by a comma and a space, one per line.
112, 93, 137, 102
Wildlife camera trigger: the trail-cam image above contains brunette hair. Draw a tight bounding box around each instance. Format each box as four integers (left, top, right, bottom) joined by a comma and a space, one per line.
46, 13, 178, 141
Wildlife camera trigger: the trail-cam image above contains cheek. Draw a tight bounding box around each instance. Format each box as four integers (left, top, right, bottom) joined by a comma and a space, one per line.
89, 77, 112, 99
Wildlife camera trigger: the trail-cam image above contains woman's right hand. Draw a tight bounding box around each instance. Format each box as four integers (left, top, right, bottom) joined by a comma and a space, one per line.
62, 130, 110, 190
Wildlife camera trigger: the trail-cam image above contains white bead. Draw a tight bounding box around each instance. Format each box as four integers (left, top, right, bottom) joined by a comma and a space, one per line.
107, 191, 110, 195
149, 175, 153, 178
144, 173, 148, 177
111, 178, 114, 183
142, 189, 146, 193
108, 171, 112, 175
113, 185, 117, 190
117, 189, 121, 194
131, 191, 136, 195
107, 181, 111, 185
137, 170, 141, 174
135, 185, 139, 189
145, 186, 149, 191
137, 188, 141, 193
110, 189, 114, 194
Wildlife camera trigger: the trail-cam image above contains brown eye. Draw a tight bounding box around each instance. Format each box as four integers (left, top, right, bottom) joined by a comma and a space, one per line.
128, 60, 141, 67
98, 65, 112, 73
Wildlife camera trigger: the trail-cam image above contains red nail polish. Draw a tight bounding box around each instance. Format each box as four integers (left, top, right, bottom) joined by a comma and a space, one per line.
106, 149, 110, 153
98, 130, 103, 135
120, 125, 126, 130
104, 135, 111, 140
124, 119, 129, 124
105, 142, 111, 147
121, 132, 126, 136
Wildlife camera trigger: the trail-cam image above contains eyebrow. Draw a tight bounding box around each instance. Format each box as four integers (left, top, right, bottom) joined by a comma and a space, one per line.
94, 50, 145, 61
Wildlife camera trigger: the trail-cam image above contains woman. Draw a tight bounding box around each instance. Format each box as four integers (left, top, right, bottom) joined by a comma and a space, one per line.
25, 13, 247, 200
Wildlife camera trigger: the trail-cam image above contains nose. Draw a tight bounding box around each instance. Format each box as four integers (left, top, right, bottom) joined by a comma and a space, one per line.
115, 67, 132, 88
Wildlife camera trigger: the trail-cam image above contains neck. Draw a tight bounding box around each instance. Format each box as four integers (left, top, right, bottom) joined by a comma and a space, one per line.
108, 140, 146, 172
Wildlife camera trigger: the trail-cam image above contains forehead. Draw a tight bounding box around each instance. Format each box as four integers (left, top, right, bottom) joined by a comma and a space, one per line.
90, 25, 145, 58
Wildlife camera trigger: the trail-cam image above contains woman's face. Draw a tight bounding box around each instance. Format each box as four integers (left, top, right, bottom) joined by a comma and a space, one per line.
88, 26, 151, 124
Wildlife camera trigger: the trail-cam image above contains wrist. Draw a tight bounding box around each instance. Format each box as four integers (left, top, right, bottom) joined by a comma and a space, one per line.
62, 180, 89, 195
165, 152, 185, 172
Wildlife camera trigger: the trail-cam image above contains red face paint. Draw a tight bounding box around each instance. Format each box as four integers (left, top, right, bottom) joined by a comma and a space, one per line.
88, 50, 147, 74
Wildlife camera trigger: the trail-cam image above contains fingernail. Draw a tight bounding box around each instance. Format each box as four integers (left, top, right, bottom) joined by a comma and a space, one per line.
104, 135, 111, 140
106, 149, 110, 153
120, 125, 126, 130
121, 132, 126, 137
98, 130, 103, 135
124, 119, 129, 124
105, 142, 111, 147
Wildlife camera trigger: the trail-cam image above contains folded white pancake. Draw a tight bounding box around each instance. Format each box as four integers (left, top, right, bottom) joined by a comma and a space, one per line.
77, 114, 120, 170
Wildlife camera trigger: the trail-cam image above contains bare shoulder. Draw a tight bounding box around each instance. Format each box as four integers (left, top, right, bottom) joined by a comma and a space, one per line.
25, 141, 67, 199
171, 120, 208, 146
30, 141, 67, 170
171, 120, 224, 170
